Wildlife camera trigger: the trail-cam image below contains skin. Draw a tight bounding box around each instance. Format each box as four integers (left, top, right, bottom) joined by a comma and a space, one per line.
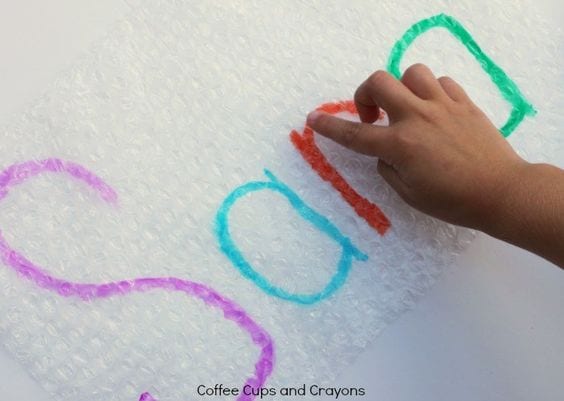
306, 63, 564, 268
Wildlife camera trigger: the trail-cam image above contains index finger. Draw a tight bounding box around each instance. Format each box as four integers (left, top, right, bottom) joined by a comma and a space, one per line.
306, 110, 394, 159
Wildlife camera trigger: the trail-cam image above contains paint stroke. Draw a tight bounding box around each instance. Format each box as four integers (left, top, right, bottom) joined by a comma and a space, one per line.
387, 13, 536, 137
215, 168, 368, 305
0, 159, 275, 401
290, 100, 391, 235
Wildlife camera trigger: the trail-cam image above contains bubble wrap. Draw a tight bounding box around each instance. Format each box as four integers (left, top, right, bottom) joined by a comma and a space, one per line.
0, 0, 561, 400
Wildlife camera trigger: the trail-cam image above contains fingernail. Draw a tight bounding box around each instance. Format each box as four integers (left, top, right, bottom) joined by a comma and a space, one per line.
307, 110, 323, 125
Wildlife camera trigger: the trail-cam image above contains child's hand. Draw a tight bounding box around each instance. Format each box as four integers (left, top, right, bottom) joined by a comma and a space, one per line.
306, 63, 564, 268
306, 63, 525, 231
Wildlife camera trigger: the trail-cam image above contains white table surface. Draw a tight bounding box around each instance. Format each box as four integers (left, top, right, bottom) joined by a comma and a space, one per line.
0, 1, 562, 400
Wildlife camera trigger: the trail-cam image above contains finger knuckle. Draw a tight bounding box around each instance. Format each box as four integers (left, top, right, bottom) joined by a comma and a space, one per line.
450, 100, 473, 116
404, 63, 428, 77
368, 70, 389, 86
420, 103, 445, 124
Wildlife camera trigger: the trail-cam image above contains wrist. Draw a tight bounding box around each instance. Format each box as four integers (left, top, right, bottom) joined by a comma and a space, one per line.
478, 161, 559, 242
472, 159, 533, 237
478, 161, 564, 267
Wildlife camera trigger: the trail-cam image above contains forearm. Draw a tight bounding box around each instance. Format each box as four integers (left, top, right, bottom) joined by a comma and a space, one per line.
480, 163, 564, 268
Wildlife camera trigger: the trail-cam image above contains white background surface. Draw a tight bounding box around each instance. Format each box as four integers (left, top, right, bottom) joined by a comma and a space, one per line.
0, 1, 562, 400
